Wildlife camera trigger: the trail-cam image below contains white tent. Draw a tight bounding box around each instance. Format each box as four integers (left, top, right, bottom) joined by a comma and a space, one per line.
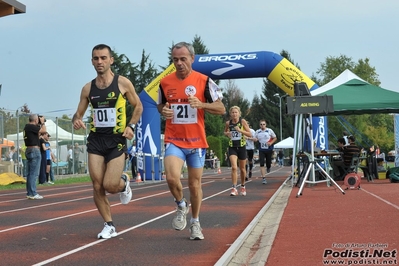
311, 69, 365, 96
274, 137, 294, 149
6, 119, 86, 142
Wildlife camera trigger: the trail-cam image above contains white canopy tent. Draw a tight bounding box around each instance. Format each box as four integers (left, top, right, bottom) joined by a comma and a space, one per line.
274, 137, 294, 149
7, 119, 87, 162
6, 119, 86, 143
311, 69, 365, 96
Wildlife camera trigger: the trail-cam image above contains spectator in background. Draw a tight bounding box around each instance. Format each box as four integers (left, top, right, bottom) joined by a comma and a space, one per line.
375, 145, 381, 157
278, 149, 284, 167
363, 144, 378, 179
4, 151, 10, 161
39, 133, 48, 184
332, 138, 347, 180
343, 131, 350, 146
24, 114, 46, 199
9, 146, 19, 174
21, 145, 28, 178
205, 150, 214, 169
49, 137, 56, 184
342, 135, 360, 166
376, 145, 385, 162
10, 146, 19, 174
74, 143, 83, 174
127, 140, 137, 179
272, 151, 277, 166
42, 133, 53, 184
10, 146, 18, 162
67, 145, 73, 174
209, 150, 215, 169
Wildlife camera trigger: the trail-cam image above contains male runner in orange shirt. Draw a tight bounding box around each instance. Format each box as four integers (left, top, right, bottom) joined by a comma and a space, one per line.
157, 42, 225, 240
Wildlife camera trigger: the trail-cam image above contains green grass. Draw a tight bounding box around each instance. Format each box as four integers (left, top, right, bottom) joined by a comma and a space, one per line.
0, 175, 92, 191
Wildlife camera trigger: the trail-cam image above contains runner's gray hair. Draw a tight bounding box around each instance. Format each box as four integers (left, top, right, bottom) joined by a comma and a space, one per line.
173, 42, 195, 56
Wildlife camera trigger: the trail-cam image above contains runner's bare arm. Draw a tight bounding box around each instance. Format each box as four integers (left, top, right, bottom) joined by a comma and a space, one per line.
120, 76, 143, 125
72, 83, 90, 130
188, 96, 225, 115
224, 120, 232, 138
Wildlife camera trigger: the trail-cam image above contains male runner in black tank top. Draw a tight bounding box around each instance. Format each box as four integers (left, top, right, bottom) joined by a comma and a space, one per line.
72, 44, 143, 239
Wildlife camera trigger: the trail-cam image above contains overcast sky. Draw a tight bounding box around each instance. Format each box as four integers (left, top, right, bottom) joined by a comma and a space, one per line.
1, 0, 398, 118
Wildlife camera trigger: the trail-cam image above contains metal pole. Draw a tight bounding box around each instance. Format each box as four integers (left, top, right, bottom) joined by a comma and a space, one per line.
16, 110, 19, 175
273, 93, 283, 140
279, 96, 282, 140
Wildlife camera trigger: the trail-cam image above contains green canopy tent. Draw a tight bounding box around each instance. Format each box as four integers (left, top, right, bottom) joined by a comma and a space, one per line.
312, 78, 399, 116
289, 71, 399, 186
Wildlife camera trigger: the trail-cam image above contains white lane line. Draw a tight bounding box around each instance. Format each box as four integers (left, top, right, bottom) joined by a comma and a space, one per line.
0, 196, 93, 214
0, 181, 214, 233
31, 180, 222, 266
0, 190, 171, 234
0, 188, 93, 204
0, 184, 93, 197
361, 187, 399, 210
32, 210, 176, 266
0, 182, 166, 206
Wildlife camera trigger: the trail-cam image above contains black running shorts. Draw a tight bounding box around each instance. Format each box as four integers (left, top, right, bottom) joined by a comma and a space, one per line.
87, 133, 127, 163
228, 146, 247, 160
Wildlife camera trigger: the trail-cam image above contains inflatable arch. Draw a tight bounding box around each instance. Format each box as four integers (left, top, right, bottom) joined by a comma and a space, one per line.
136, 51, 326, 180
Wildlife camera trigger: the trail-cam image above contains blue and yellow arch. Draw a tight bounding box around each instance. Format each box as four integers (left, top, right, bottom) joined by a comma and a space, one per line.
138, 51, 324, 180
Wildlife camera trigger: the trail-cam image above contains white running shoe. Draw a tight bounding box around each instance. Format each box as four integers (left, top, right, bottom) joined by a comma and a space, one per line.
262, 178, 267, 184
189, 221, 204, 240
240, 187, 247, 196
172, 200, 189, 231
97, 223, 117, 239
230, 187, 238, 196
119, 173, 132, 204
28, 194, 44, 200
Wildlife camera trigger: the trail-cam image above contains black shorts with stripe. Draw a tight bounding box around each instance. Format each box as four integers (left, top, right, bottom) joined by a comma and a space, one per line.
87, 133, 127, 163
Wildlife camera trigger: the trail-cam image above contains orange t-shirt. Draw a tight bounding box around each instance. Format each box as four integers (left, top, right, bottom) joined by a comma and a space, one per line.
159, 71, 214, 149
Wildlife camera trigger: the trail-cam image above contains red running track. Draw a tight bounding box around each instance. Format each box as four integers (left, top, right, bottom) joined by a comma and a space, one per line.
267, 177, 399, 266
0, 166, 290, 266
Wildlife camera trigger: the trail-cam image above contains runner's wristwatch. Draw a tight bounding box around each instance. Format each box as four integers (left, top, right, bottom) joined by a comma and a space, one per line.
128, 124, 136, 131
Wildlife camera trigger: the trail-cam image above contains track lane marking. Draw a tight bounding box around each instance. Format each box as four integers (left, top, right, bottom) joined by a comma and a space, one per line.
0, 181, 215, 233
0, 182, 166, 205
361, 187, 399, 210
30, 180, 249, 266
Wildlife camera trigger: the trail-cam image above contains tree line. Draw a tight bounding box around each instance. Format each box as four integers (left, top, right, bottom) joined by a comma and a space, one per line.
1, 35, 394, 157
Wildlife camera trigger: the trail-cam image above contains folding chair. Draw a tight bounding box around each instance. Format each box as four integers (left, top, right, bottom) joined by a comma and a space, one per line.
342, 153, 360, 176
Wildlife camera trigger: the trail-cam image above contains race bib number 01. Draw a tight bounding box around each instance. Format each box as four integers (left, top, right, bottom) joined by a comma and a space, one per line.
171, 103, 197, 124
94, 108, 117, 127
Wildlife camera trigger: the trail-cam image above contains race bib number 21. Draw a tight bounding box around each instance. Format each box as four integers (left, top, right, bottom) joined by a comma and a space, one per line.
94, 108, 117, 127
171, 103, 197, 124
